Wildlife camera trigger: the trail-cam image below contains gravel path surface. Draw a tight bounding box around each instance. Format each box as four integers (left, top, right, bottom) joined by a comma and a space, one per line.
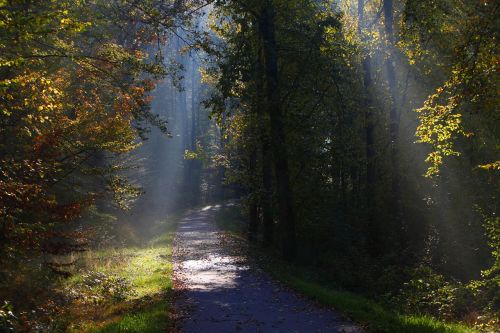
173, 204, 363, 333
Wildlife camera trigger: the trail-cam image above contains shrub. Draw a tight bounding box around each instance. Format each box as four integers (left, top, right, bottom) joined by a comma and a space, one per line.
0, 301, 16, 333
393, 266, 473, 320
68, 271, 136, 304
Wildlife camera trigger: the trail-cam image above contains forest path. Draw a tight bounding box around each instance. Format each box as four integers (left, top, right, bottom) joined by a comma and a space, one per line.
173, 204, 362, 333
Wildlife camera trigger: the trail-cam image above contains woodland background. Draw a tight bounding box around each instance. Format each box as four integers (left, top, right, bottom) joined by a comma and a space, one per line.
0, 0, 498, 332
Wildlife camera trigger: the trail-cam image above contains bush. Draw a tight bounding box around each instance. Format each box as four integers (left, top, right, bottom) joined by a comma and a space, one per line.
393, 266, 474, 320
0, 301, 16, 333
67, 271, 136, 304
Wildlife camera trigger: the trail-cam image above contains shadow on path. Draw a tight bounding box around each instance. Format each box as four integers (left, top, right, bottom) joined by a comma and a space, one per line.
173, 204, 362, 333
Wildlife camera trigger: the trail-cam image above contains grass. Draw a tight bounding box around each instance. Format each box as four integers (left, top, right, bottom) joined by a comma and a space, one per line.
63, 216, 178, 333
214, 204, 478, 333
86, 303, 169, 333
267, 265, 477, 333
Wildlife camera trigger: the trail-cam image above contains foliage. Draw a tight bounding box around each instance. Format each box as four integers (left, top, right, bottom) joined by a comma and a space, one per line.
0, 0, 171, 256
216, 204, 485, 333
68, 271, 136, 304
204, 0, 499, 330
391, 265, 498, 331
0, 301, 16, 333
0, 0, 498, 331
0, 1, 197, 330
0, 214, 177, 331
403, 1, 499, 177
393, 267, 473, 320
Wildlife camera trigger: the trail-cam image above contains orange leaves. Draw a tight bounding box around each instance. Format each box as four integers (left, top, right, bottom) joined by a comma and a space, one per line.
113, 84, 152, 114
142, 78, 156, 91
0, 0, 170, 254
33, 129, 63, 157
51, 201, 85, 221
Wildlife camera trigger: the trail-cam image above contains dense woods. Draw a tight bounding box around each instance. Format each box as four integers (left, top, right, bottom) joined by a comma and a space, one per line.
0, 0, 498, 332
203, 0, 499, 329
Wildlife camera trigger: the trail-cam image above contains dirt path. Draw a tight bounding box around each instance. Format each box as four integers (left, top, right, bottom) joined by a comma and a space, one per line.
173, 204, 362, 333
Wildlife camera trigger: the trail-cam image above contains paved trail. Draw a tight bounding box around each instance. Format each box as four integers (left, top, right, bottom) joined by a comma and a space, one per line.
173, 204, 362, 333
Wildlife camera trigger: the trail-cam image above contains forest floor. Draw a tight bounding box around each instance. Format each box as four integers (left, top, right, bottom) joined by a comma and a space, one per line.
58, 214, 178, 332
173, 203, 363, 333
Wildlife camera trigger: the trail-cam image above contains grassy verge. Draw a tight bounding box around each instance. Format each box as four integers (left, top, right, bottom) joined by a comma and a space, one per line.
214, 204, 477, 333
62, 216, 178, 333
265, 263, 476, 333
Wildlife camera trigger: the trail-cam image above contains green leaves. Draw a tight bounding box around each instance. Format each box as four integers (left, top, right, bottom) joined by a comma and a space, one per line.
0, 0, 183, 254
108, 176, 142, 211
415, 88, 464, 177
0, 301, 16, 333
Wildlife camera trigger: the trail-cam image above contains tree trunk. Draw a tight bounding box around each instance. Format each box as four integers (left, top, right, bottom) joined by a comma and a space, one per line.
256, 44, 274, 247
261, 131, 274, 247
248, 147, 259, 242
383, 0, 404, 252
189, 57, 201, 205
359, 0, 378, 255
258, 0, 296, 260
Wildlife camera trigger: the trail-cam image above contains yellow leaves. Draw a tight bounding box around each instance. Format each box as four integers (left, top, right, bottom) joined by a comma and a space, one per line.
59, 11, 91, 33
416, 85, 465, 177
1, 71, 66, 134
478, 161, 500, 172
2, 66, 144, 156
200, 67, 219, 86
397, 36, 430, 68
0, 0, 167, 229
60, 17, 72, 25
424, 152, 443, 178
184, 149, 199, 160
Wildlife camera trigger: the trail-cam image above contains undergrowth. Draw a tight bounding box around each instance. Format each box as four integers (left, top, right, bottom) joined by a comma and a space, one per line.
0, 213, 178, 332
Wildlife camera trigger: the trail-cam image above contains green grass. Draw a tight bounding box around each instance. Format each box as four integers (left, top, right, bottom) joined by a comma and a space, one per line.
64, 216, 177, 333
87, 303, 169, 333
214, 204, 477, 333
270, 268, 476, 333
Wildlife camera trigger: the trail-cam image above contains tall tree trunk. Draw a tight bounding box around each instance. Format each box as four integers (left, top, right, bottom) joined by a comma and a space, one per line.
359, 0, 378, 255
383, 0, 404, 252
256, 45, 274, 247
189, 57, 201, 205
176, 34, 189, 153
248, 147, 259, 242
217, 126, 227, 201
259, 0, 296, 260
175, 32, 190, 208
261, 130, 274, 247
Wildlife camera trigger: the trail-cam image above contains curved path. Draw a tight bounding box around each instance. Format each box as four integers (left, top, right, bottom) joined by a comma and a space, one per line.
173, 204, 362, 333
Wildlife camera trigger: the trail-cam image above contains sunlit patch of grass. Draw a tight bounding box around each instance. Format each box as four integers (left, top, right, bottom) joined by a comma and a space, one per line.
128, 249, 172, 298
63, 216, 178, 332
86, 302, 169, 333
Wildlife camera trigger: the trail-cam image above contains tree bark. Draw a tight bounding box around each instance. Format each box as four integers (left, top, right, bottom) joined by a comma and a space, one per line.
258, 0, 296, 260
255, 43, 274, 248
383, 0, 404, 251
248, 147, 259, 242
189, 57, 201, 205
358, 0, 378, 255
261, 130, 274, 247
